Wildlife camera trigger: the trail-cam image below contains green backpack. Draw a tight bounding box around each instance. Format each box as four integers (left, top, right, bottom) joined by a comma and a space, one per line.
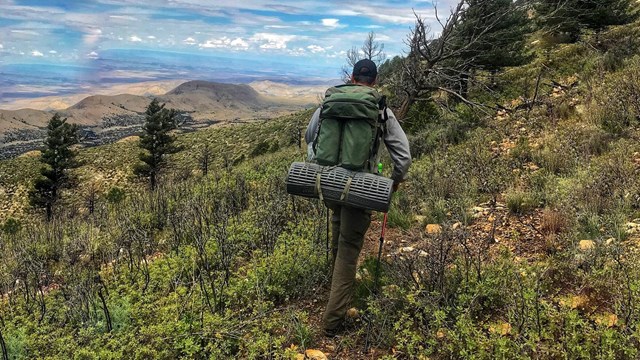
313, 84, 387, 171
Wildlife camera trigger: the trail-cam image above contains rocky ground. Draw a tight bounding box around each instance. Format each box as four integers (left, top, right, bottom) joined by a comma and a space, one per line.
294, 199, 640, 359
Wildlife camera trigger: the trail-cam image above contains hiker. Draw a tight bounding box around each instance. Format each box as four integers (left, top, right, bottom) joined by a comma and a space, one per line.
305, 59, 411, 337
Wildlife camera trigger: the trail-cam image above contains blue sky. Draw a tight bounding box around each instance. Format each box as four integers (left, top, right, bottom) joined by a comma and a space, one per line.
0, 0, 455, 104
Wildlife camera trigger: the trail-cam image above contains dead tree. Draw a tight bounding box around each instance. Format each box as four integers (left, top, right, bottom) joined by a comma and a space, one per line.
342, 31, 386, 82
392, 1, 519, 120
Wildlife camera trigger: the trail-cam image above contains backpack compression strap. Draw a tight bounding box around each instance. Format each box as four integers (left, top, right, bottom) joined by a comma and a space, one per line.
368, 95, 388, 172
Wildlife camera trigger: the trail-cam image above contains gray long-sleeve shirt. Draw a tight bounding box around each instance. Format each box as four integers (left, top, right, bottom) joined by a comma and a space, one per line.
305, 107, 412, 183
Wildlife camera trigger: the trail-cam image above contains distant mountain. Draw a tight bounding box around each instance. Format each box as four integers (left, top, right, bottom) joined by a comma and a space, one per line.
0, 80, 318, 137
0, 80, 323, 158
162, 80, 270, 113
0, 108, 51, 133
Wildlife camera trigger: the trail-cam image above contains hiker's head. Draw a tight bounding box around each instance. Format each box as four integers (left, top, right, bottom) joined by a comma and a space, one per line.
351, 59, 377, 86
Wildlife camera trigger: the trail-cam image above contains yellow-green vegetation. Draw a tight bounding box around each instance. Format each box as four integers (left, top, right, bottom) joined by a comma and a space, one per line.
7, 19, 640, 360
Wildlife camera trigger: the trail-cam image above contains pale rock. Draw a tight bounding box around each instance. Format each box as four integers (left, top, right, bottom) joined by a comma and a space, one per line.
579, 240, 595, 251
489, 322, 512, 336
419, 250, 429, 257
304, 350, 328, 360
414, 215, 426, 223
606, 238, 615, 246
425, 224, 443, 234
452, 222, 462, 230
595, 313, 618, 328
346, 307, 359, 318
626, 223, 639, 234
402, 246, 415, 253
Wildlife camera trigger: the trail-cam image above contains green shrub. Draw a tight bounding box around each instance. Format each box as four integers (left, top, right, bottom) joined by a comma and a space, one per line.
105, 186, 126, 204
1, 217, 21, 235
387, 191, 412, 229
589, 56, 640, 135
505, 189, 538, 214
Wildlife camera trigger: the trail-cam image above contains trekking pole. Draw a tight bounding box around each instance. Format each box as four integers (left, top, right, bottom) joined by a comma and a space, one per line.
372, 212, 388, 295
365, 163, 389, 352
365, 211, 388, 352
326, 207, 330, 264
372, 162, 387, 295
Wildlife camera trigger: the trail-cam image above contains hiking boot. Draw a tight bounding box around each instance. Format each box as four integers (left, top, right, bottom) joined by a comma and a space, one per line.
323, 323, 345, 338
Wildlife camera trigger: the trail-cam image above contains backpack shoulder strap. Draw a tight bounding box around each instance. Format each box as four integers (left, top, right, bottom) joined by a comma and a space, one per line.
378, 95, 389, 123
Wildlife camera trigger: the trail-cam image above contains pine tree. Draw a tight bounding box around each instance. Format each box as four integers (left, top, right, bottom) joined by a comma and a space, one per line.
535, 0, 636, 43
134, 99, 180, 190
456, 0, 531, 71
29, 113, 79, 221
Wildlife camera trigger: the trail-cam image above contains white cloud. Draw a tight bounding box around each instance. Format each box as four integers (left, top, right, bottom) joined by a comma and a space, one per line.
321, 18, 340, 27
250, 33, 296, 50
0, 44, 3, 49
332, 10, 360, 16
11, 30, 40, 36
129, 35, 142, 42
87, 51, 99, 59
49, 50, 57, 54
229, 38, 249, 50
147, 35, 156, 39
199, 36, 249, 50
110, 15, 138, 21
289, 47, 306, 56
84, 28, 102, 45
265, 25, 293, 29
183, 37, 197, 45
307, 45, 326, 53
31, 50, 44, 57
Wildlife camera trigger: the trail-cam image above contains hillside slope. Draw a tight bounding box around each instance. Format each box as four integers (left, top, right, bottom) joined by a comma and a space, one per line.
5, 21, 640, 360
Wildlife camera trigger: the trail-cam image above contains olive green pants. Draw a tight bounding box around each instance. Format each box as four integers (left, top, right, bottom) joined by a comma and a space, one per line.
323, 202, 372, 331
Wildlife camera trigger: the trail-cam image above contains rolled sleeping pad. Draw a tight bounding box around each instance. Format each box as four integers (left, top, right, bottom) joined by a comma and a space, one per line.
286, 162, 393, 212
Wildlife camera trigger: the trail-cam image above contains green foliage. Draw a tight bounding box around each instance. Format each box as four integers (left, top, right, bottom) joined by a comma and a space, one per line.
590, 56, 640, 135
250, 139, 274, 157
1, 217, 21, 235
8, 16, 640, 358
28, 113, 79, 220
505, 189, 537, 214
386, 191, 412, 229
455, 0, 531, 71
134, 98, 181, 189
105, 186, 126, 204
407, 105, 482, 159
535, 0, 636, 44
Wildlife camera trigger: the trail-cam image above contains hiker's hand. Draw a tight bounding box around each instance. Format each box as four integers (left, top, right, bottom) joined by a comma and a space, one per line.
392, 182, 400, 193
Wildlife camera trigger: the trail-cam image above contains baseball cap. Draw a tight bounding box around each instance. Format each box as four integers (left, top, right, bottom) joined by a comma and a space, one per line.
352, 59, 377, 79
